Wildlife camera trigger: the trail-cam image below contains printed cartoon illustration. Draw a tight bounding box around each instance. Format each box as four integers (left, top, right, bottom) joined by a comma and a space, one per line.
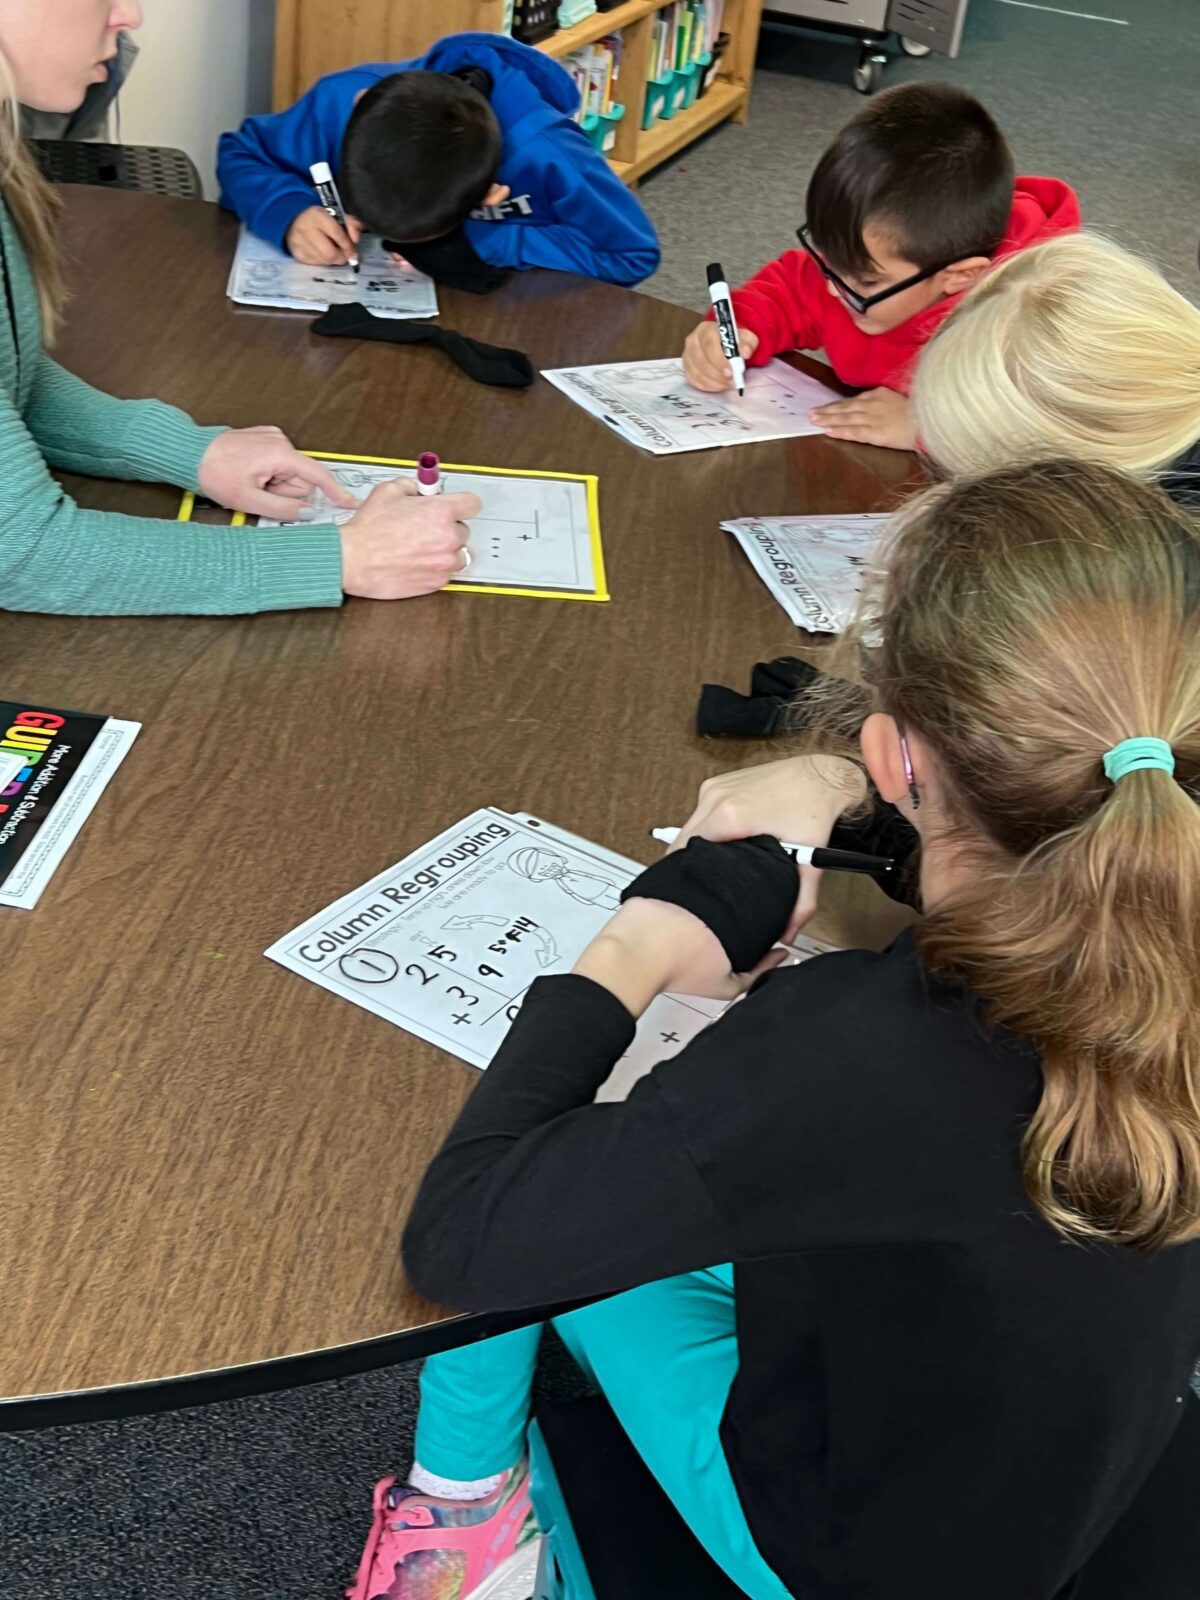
507, 846, 622, 909
329, 466, 376, 491
802, 522, 880, 548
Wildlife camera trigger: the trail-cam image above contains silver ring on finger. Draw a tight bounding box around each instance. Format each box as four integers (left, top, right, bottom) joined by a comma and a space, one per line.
457, 547, 473, 574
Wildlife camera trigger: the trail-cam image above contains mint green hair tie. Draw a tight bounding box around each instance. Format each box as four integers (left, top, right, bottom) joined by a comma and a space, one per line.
1103, 737, 1175, 783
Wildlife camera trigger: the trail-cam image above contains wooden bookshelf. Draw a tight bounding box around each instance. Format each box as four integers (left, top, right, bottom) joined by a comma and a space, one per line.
624, 77, 745, 179
539, 0, 660, 56
273, 0, 762, 186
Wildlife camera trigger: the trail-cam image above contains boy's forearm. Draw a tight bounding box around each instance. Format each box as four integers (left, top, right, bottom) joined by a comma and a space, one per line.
217, 128, 315, 251
483, 221, 658, 285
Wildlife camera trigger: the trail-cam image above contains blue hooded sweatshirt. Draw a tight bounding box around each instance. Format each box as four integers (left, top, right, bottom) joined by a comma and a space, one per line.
217, 34, 660, 287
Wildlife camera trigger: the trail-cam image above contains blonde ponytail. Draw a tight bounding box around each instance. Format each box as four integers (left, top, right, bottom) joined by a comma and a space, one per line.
913, 233, 1200, 481
0, 49, 66, 342
868, 460, 1200, 1249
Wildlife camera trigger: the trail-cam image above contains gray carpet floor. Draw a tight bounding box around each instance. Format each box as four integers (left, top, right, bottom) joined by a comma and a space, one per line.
640, 0, 1200, 311
5, 7, 1199, 1597
0, 1332, 591, 1600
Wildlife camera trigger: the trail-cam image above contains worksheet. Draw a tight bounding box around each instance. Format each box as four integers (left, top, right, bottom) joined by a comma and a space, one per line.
227, 225, 438, 319
541, 357, 843, 454
266, 808, 836, 1102
255, 454, 607, 602
721, 513, 894, 633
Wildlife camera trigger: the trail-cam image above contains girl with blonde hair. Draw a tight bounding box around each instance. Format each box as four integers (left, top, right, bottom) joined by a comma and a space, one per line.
912, 230, 1200, 497
354, 460, 1200, 1600
0, 0, 475, 613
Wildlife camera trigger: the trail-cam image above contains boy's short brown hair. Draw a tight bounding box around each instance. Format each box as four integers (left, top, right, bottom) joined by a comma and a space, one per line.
342, 71, 503, 244
806, 82, 1014, 279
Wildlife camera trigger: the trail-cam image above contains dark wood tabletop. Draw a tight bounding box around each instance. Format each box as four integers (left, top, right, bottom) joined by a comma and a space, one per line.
0, 188, 917, 1417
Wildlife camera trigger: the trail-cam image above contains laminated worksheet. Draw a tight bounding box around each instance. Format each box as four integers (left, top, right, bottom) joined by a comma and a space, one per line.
266, 808, 835, 1102
227, 225, 438, 319
191, 452, 607, 603
722, 513, 893, 633
541, 357, 843, 454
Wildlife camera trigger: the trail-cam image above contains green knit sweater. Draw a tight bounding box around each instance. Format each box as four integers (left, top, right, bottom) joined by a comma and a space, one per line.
0, 199, 344, 614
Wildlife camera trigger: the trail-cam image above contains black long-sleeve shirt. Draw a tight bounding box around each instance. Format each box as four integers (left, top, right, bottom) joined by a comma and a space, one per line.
404, 938, 1200, 1600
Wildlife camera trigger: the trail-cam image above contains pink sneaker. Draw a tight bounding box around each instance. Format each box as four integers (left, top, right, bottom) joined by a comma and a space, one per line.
347, 1466, 541, 1600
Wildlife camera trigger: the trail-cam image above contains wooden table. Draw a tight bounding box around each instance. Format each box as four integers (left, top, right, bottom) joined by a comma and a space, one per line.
0, 190, 916, 1425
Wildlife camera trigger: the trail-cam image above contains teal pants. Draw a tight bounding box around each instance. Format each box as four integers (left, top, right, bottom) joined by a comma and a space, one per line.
415, 1265, 791, 1600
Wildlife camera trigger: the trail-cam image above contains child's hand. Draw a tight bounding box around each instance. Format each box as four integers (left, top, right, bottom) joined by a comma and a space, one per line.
574, 898, 787, 1017
682, 320, 760, 392
672, 756, 867, 940
811, 387, 917, 451
286, 206, 363, 266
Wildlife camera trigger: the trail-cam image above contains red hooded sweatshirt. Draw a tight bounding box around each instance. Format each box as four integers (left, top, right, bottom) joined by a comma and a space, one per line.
727, 176, 1081, 394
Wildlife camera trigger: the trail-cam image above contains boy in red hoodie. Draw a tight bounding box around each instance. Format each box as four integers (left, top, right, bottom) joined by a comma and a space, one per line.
682, 83, 1080, 450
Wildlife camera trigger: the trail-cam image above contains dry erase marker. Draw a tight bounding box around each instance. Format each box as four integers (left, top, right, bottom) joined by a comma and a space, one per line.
309, 160, 359, 273
650, 828, 893, 877
706, 261, 745, 396
416, 452, 442, 496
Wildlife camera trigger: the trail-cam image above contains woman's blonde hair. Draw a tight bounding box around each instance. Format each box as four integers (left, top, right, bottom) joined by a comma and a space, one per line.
863, 459, 1200, 1250
912, 233, 1200, 480
0, 50, 66, 340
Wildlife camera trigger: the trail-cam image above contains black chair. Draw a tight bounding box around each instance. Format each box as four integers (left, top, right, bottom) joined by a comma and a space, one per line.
530, 1391, 1200, 1600
31, 139, 201, 199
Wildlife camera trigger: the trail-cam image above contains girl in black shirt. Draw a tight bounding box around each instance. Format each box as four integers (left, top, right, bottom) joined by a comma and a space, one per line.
350, 462, 1200, 1600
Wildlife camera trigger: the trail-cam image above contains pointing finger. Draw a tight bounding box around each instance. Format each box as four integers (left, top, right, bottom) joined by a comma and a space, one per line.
287, 455, 359, 509
242, 486, 309, 520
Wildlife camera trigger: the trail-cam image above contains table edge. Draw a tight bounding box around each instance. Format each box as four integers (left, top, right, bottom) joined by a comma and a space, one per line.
0, 1300, 589, 1432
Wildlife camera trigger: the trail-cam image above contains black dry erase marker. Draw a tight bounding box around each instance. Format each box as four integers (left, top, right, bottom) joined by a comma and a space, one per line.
706, 261, 745, 396
309, 160, 359, 274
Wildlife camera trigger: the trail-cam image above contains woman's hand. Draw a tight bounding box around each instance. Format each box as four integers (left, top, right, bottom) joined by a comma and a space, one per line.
339, 478, 481, 599
672, 756, 867, 939
682, 320, 760, 392
574, 898, 787, 1019
197, 426, 359, 520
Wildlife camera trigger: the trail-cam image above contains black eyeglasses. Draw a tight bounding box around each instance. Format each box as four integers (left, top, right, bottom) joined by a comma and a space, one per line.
795, 223, 948, 315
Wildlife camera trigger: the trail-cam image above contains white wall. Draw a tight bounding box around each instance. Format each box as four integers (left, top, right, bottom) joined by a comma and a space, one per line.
116, 1, 275, 197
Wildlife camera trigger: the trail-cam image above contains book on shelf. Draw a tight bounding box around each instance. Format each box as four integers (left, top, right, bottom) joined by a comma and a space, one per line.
563, 34, 624, 120
650, 0, 726, 77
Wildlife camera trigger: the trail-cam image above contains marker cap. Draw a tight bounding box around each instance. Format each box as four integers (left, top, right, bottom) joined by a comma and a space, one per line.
417, 452, 440, 486
310, 161, 333, 185
706, 262, 726, 288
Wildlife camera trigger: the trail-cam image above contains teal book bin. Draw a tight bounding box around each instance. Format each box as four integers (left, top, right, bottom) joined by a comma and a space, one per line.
641, 70, 675, 129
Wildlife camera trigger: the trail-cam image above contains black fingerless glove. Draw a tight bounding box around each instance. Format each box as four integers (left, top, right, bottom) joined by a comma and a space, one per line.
620, 836, 798, 973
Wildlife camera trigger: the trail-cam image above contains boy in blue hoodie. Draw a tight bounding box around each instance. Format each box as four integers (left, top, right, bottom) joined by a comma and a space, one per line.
217, 34, 660, 289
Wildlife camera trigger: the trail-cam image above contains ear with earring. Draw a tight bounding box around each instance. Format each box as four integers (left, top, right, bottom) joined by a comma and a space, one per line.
898, 725, 921, 810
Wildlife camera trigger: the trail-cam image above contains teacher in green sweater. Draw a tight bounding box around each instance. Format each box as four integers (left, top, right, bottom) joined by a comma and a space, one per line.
0, 0, 478, 615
